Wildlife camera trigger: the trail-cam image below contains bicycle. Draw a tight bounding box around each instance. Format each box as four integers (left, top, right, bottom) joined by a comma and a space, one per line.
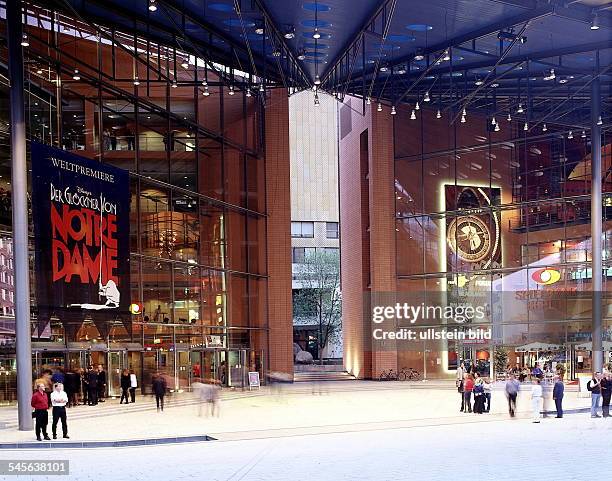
378, 369, 399, 381
398, 367, 421, 381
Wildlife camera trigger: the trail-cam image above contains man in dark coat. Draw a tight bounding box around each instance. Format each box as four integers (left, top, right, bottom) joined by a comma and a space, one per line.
97, 365, 107, 402
86, 366, 98, 405
152, 372, 167, 412
552, 375, 564, 418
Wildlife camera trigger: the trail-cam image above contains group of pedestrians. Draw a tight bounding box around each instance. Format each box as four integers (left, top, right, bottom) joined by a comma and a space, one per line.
31, 382, 69, 441
456, 363, 492, 414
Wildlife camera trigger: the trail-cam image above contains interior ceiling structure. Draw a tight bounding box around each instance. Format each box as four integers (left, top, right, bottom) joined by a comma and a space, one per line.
49, 0, 611, 127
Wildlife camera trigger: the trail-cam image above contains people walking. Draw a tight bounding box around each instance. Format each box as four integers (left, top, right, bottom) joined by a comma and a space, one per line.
463, 374, 474, 413
31, 383, 50, 441
505, 374, 520, 418
152, 372, 167, 412
50, 383, 69, 439
86, 366, 98, 405
129, 370, 138, 403
97, 364, 107, 402
601, 372, 611, 418
64, 369, 79, 408
120, 369, 131, 404
473, 374, 485, 414
531, 378, 543, 423
552, 375, 564, 418
588, 372, 602, 418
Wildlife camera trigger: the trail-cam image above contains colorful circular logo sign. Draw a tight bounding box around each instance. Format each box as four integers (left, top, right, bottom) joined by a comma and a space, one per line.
129, 303, 142, 315
531, 268, 561, 285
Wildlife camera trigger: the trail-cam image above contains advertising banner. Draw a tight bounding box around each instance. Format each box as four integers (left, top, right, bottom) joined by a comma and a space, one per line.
31, 142, 130, 332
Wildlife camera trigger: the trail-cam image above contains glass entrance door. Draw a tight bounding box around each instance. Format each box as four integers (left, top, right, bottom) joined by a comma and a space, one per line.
107, 351, 127, 397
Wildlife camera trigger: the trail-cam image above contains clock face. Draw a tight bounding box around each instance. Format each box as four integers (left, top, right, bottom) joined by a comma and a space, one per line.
447, 215, 492, 263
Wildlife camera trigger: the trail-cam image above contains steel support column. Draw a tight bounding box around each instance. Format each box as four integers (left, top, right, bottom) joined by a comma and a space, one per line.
7, 0, 33, 431
591, 73, 603, 373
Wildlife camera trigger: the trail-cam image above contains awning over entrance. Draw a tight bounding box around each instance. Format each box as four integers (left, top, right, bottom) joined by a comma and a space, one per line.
515, 342, 564, 352
574, 341, 612, 351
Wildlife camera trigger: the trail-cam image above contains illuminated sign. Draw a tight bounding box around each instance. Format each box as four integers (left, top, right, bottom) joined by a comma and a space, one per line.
531, 268, 561, 285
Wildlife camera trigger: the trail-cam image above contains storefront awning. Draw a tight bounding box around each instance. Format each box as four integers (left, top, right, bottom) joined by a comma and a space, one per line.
574, 341, 612, 351
515, 342, 564, 352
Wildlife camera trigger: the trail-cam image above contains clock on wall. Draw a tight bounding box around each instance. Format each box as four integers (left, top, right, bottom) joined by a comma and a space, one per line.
447, 215, 492, 263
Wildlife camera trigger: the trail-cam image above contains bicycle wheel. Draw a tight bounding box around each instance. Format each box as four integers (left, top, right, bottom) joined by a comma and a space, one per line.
409, 371, 421, 381
398, 371, 407, 381
378, 371, 388, 381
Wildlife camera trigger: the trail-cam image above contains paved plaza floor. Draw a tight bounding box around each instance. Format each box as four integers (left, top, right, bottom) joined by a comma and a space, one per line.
0, 381, 609, 480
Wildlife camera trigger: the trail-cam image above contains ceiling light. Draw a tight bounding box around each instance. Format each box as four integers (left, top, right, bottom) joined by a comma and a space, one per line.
246, 88, 252, 97
21, 33, 29, 47
379, 65, 389, 72
133, 76, 140, 86
462, 107, 467, 116
149, 0, 157, 12
366, 97, 371, 105
202, 86, 210, 96
559, 77, 568, 84
436, 109, 442, 119
542, 123, 547, 132
172, 80, 178, 88
259, 83, 265, 92
313, 28, 321, 39
410, 110, 417, 120
272, 49, 281, 57
567, 130, 573, 139
414, 50, 425, 61
507, 113, 512, 122
391, 106, 397, 115
314, 75, 321, 85
494, 122, 500, 132
297, 50, 306, 61
443, 49, 451, 61
544, 68, 556, 81
396, 66, 407, 75
228, 85, 235, 95
460, 114, 466, 123
475, 78, 484, 86
72, 68, 80, 80
491, 116, 496, 125
255, 25, 264, 35
314, 94, 320, 106
415, 101, 420, 111
424, 91, 431, 102
181, 59, 189, 69
490, 82, 499, 88
284, 26, 295, 39
597, 115, 603, 126
581, 130, 586, 138
523, 121, 528, 131
377, 102, 383, 112
590, 13, 600, 30
517, 103, 524, 113
36, 68, 43, 74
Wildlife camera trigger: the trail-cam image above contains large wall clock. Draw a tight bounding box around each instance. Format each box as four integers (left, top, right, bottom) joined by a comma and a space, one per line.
447, 215, 492, 263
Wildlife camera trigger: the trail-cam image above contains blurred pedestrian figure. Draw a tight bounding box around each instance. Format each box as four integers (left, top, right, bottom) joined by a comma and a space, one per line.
463, 374, 474, 413
35, 369, 53, 407
483, 377, 492, 413
458, 372, 465, 412
588, 372, 602, 418
152, 372, 167, 412
552, 375, 564, 418
129, 370, 138, 403
80, 368, 88, 405
97, 364, 107, 402
86, 366, 98, 406
64, 369, 79, 408
125, 127, 135, 150
531, 378, 543, 423
31, 383, 50, 441
505, 374, 520, 418
473, 373, 485, 414
208, 379, 220, 417
51, 367, 65, 385
103, 129, 111, 151
601, 372, 611, 418
120, 369, 131, 404
109, 129, 117, 150
192, 379, 207, 417
51, 383, 69, 439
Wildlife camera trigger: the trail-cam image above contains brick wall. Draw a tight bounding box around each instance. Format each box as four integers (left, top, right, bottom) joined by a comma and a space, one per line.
264, 88, 294, 377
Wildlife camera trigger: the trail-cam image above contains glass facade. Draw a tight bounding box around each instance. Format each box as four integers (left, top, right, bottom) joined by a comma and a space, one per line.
394, 107, 612, 379
0, 6, 271, 401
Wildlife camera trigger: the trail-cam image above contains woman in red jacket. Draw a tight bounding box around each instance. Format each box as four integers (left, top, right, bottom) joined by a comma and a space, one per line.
31, 383, 50, 441
463, 374, 475, 413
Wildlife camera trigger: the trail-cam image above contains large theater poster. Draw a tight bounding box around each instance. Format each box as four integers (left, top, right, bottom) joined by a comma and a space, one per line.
31, 142, 130, 324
